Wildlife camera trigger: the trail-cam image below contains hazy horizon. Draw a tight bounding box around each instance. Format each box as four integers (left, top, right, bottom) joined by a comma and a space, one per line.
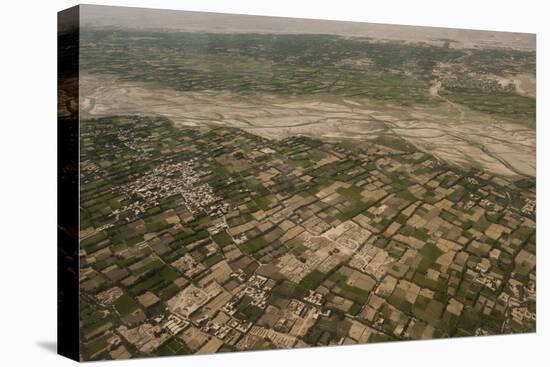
79, 4, 535, 51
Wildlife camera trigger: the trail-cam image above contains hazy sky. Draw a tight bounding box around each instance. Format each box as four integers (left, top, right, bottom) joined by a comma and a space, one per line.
80, 4, 535, 50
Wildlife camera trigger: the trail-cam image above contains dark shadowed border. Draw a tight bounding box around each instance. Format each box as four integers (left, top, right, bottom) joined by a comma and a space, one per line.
58, 5, 80, 362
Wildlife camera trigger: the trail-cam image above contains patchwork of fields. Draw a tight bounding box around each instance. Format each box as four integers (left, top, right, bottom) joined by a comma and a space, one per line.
79, 116, 535, 360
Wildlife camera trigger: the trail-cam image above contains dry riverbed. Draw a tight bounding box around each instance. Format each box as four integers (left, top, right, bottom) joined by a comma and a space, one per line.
81, 74, 535, 178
